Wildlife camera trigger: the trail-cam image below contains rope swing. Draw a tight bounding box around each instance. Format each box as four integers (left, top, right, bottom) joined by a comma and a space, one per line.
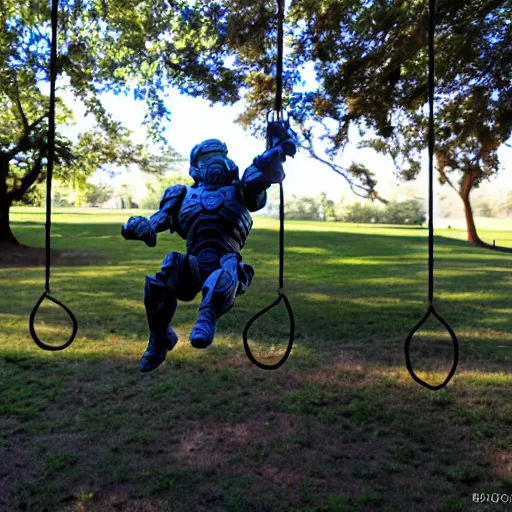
404, 0, 459, 390
242, 0, 295, 370
29, 0, 78, 351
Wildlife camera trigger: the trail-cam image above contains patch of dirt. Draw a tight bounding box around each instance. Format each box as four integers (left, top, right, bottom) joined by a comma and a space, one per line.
81, 494, 160, 512
0, 242, 104, 267
301, 351, 369, 387
176, 419, 258, 470
260, 466, 303, 486
489, 450, 512, 480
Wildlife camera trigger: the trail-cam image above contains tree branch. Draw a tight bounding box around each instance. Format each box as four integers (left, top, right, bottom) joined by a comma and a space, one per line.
6, 114, 48, 160
436, 160, 458, 194
10, 155, 44, 201
12, 75, 29, 135
299, 125, 388, 204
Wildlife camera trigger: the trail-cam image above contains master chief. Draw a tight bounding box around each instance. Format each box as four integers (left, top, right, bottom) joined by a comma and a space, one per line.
121, 130, 296, 372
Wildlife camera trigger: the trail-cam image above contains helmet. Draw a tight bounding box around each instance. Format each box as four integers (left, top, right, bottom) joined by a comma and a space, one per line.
189, 139, 239, 186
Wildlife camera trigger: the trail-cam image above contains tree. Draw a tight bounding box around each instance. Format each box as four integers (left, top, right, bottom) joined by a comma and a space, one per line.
297, 0, 511, 248
85, 182, 113, 207
139, 146, 190, 209
382, 199, 426, 225
140, 172, 194, 210
318, 191, 336, 221
0, 0, 242, 245
285, 194, 320, 220
224, 1, 386, 203
501, 191, 512, 216
229, 0, 511, 250
262, 184, 281, 218
117, 184, 137, 209
343, 202, 380, 224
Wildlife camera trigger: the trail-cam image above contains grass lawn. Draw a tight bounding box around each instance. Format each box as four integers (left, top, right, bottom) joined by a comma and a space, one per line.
1, 207, 511, 512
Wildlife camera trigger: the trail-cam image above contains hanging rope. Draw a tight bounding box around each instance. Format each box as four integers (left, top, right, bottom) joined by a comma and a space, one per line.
404, 0, 458, 390
242, 0, 295, 370
29, 0, 78, 351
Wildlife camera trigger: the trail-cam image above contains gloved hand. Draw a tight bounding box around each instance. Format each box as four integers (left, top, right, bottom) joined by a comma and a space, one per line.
253, 146, 286, 183
267, 120, 298, 158
280, 136, 297, 158
121, 216, 157, 247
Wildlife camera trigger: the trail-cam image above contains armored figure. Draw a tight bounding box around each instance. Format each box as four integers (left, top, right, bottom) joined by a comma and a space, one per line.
122, 130, 296, 372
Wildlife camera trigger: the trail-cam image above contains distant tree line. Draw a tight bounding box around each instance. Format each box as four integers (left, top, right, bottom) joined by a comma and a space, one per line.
15, 181, 116, 208
265, 191, 427, 225
16, 174, 511, 225
467, 191, 512, 218
438, 189, 512, 219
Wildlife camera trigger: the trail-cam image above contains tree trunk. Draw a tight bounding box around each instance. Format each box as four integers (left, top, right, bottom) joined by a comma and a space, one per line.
460, 190, 482, 244
0, 195, 19, 245
459, 173, 512, 253
0, 155, 19, 245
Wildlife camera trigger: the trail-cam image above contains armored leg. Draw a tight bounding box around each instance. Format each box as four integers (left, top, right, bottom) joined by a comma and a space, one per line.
140, 251, 201, 372
139, 276, 179, 373
189, 253, 239, 349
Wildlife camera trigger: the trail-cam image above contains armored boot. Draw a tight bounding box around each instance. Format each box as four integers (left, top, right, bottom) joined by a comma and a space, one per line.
190, 254, 239, 349
140, 275, 178, 372
189, 304, 218, 349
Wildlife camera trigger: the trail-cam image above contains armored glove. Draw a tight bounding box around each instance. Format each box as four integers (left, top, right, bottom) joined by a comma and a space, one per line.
267, 118, 298, 158
121, 216, 157, 247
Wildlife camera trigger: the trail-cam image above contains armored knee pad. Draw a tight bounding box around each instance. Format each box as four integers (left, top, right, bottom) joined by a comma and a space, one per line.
190, 254, 240, 348
190, 268, 237, 349
201, 267, 238, 316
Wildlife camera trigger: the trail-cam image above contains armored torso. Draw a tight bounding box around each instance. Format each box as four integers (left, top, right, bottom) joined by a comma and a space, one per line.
174, 183, 253, 255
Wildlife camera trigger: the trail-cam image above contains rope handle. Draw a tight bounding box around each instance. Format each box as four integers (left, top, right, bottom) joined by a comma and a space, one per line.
243, 292, 294, 370
30, 291, 78, 351
403, 0, 458, 389
242, 0, 295, 369
404, 305, 458, 391
29, 0, 78, 351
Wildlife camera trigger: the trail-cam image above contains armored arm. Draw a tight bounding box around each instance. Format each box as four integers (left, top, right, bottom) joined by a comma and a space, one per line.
149, 184, 187, 233
241, 138, 296, 212
121, 184, 187, 247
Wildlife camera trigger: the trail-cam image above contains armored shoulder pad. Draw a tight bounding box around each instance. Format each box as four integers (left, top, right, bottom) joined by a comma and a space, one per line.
159, 184, 187, 213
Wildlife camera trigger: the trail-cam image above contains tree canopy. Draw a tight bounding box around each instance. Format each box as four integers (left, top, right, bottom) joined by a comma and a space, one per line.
1, 0, 510, 246
229, 0, 512, 246
0, 0, 243, 243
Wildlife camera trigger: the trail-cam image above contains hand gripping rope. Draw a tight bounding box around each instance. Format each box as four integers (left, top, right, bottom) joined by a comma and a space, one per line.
404, 0, 458, 390
242, 0, 295, 370
29, 0, 78, 351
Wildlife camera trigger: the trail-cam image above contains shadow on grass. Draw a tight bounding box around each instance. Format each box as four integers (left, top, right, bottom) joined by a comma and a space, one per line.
3, 222, 511, 354
2, 218, 512, 510
1, 345, 511, 512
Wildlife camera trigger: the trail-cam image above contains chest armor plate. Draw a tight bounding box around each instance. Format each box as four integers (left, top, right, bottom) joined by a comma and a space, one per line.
201, 188, 225, 211
177, 185, 251, 238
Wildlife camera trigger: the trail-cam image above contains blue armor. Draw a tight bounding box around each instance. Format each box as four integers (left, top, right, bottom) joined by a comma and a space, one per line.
122, 135, 296, 372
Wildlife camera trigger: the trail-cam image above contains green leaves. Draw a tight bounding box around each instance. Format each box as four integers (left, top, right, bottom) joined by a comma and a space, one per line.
289, 0, 509, 181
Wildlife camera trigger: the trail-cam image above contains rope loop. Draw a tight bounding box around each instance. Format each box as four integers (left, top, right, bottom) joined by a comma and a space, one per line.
404, 305, 459, 390
243, 292, 295, 370
29, 291, 78, 351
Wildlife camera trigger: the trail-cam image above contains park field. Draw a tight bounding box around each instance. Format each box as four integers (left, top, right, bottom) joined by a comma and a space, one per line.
1, 207, 511, 512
